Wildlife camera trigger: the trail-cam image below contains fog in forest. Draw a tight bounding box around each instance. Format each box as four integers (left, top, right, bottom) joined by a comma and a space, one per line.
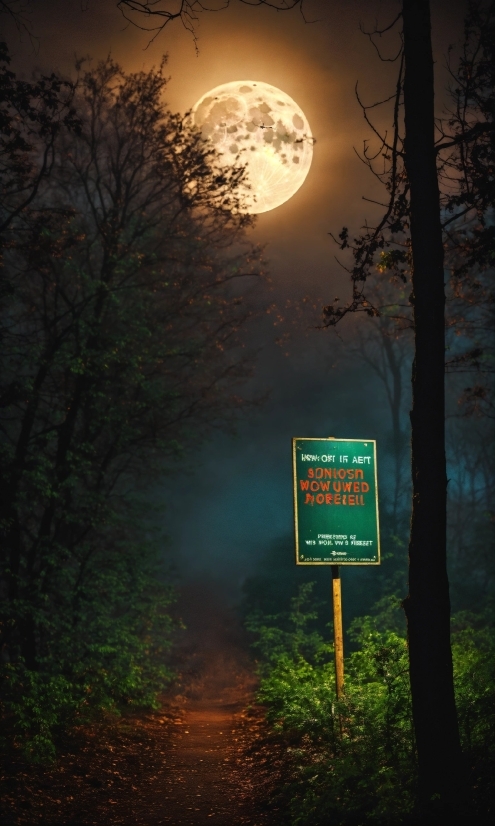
2, 2, 494, 824
6, 0, 478, 610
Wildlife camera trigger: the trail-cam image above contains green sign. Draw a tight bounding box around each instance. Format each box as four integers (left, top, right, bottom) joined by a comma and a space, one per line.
292, 437, 380, 565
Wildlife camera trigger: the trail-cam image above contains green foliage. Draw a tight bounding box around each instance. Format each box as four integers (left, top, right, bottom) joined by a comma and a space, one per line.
241, 532, 408, 649
0, 50, 264, 761
247, 585, 495, 825
247, 583, 331, 667
451, 609, 495, 813
1, 669, 76, 763
0, 528, 176, 762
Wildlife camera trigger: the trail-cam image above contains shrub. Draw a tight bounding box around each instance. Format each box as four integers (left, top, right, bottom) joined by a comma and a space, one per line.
247, 585, 495, 824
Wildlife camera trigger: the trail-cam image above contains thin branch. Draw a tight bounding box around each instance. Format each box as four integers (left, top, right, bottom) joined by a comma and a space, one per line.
359, 12, 403, 63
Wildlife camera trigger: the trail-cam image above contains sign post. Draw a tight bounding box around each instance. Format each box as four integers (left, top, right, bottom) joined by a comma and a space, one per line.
292, 437, 381, 698
331, 565, 344, 699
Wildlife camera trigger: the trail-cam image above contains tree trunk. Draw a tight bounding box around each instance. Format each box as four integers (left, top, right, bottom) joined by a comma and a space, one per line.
381, 332, 404, 534
401, 0, 465, 817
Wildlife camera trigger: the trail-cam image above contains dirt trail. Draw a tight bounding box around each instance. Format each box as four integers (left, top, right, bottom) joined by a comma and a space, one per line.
132, 582, 264, 825
1, 582, 271, 826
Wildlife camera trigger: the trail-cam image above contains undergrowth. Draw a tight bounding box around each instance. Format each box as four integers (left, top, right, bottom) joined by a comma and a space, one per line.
246, 583, 495, 825
0, 544, 177, 764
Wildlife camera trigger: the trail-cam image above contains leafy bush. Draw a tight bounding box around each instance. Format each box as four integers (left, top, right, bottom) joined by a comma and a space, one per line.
247, 585, 495, 825
0, 532, 176, 763
451, 610, 495, 815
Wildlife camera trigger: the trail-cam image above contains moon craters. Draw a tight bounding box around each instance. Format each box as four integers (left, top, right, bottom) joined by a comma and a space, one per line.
191, 80, 313, 213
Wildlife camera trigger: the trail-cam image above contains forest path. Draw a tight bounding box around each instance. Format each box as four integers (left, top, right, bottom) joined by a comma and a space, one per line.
2, 582, 271, 826
127, 582, 265, 825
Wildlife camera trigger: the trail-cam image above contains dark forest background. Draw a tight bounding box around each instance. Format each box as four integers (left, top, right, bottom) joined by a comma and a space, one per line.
0, 1, 494, 823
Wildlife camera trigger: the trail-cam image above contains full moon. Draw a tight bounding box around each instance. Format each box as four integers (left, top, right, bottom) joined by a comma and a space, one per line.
191, 81, 313, 214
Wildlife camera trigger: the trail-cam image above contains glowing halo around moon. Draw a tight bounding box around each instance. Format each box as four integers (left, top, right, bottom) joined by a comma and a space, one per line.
191, 81, 313, 214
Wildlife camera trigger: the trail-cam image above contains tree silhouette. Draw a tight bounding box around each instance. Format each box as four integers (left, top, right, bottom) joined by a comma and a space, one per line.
325, 2, 494, 815
0, 55, 265, 746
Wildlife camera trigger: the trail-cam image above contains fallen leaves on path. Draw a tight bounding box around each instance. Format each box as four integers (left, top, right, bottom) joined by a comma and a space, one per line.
0, 583, 278, 825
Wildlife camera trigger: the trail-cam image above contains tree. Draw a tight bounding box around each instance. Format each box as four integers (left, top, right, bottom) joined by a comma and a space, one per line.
0, 41, 79, 238
344, 275, 412, 537
0, 54, 265, 750
446, 413, 495, 609
324, 1, 494, 814
400, 3, 463, 813
441, 1, 495, 418
331, 2, 467, 811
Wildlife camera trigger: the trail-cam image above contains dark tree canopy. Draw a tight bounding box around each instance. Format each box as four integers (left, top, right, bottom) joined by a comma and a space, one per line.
0, 52, 266, 755
0, 42, 79, 237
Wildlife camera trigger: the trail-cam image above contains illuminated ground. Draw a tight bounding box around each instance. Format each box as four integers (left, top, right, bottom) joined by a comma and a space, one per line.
0, 585, 272, 826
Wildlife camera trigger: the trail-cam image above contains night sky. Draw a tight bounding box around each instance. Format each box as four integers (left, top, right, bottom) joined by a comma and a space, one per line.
8, 0, 467, 593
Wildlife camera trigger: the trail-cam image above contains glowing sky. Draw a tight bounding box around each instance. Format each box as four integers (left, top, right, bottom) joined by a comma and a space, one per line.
9, 1, 465, 299
192, 80, 313, 213
7, 0, 467, 588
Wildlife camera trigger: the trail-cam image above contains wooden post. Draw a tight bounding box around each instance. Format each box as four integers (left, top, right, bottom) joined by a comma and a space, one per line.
332, 565, 344, 699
